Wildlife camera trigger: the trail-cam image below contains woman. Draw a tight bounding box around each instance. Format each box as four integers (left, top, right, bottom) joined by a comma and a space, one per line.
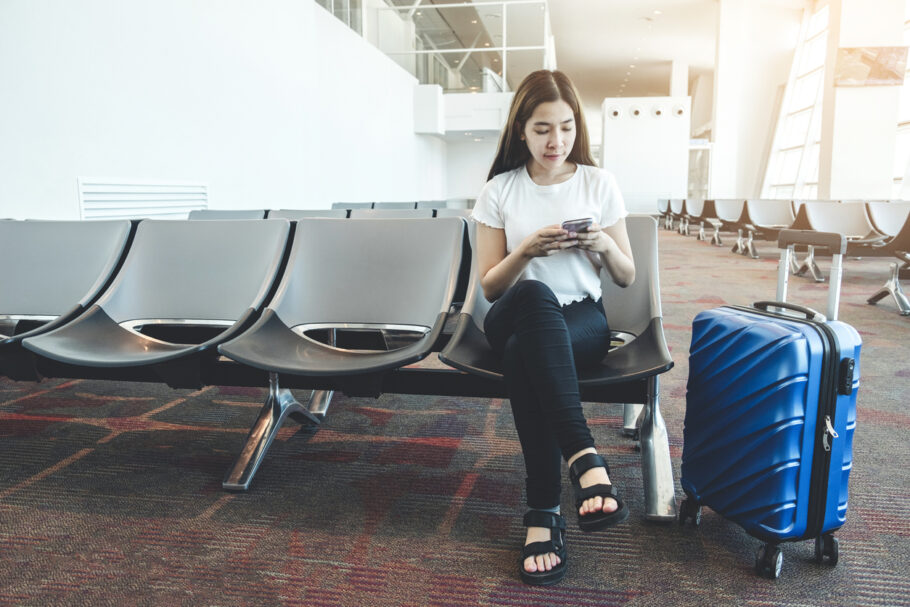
470, 69, 635, 586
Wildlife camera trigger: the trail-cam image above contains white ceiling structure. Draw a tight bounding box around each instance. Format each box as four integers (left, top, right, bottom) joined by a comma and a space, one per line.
547, 0, 810, 108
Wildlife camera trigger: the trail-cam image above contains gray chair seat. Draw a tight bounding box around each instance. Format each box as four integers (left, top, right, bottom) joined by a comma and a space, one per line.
219, 217, 464, 378
23, 219, 289, 378
0, 219, 132, 378
349, 208, 435, 219
269, 209, 348, 219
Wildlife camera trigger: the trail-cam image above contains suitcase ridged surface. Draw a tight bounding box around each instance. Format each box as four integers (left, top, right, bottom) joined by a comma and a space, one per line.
682, 306, 858, 543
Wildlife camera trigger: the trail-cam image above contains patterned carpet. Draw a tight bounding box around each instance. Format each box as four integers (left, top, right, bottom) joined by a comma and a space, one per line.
1, 227, 908, 606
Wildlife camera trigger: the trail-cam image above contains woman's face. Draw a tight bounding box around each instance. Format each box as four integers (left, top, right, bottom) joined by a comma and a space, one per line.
522, 100, 576, 172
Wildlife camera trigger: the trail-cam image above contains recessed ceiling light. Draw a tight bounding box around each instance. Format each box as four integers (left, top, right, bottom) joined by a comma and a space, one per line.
484, 42, 490, 47
471, 19, 477, 24
653, 10, 662, 15
630, 64, 636, 68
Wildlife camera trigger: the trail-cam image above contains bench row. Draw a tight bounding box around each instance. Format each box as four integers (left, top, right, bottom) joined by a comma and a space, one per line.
0, 216, 678, 517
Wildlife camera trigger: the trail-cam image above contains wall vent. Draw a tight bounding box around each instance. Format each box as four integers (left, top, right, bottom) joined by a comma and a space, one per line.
77, 178, 207, 220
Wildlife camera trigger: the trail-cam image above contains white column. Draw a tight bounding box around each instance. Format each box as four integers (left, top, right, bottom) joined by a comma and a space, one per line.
818, 0, 904, 200
709, 0, 747, 198
670, 60, 689, 97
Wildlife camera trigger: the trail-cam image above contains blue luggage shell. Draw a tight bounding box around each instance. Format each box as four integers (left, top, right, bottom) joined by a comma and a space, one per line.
681, 305, 859, 543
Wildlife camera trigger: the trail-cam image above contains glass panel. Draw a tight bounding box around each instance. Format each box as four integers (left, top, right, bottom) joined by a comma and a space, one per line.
808, 5, 829, 39
775, 148, 802, 184
800, 32, 828, 74
792, 70, 822, 110
798, 183, 818, 200
783, 109, 812, 148
506, 1, 546, 48
893, 179, 904, 199
505, 49, 546, 92
771, 185, 795, 199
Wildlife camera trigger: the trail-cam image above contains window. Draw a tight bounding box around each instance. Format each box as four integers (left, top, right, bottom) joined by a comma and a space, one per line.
762, 5, 828, 199
892, 1, 910, 198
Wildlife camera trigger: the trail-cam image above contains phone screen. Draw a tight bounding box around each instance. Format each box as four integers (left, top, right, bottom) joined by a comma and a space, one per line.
561, 217, 593, 232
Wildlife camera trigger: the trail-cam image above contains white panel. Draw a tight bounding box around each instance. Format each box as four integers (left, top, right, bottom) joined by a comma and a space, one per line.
601, 96, 691, 215
77, 178, 207, 220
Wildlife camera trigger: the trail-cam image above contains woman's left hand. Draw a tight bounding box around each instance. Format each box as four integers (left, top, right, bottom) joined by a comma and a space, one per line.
571, 222, 614, 253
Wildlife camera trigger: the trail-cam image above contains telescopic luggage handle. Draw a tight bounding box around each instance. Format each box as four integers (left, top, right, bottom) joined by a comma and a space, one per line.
775, 230, 847, 321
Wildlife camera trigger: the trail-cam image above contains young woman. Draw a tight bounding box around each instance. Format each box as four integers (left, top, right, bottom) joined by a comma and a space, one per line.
470, 69, 635, 586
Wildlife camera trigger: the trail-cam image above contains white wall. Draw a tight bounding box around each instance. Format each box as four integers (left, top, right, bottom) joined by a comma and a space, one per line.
710, 0, 800, 199
446, 139, 498, 201
0, 0, 446, 219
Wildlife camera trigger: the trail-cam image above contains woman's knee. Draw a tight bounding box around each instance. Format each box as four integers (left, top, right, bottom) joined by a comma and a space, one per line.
509, 280, 559, 308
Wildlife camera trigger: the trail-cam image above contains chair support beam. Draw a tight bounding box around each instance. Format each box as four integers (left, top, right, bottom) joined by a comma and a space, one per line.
222, 372, 321, 492
639, 376, 677, 521
867, 262, 910, 316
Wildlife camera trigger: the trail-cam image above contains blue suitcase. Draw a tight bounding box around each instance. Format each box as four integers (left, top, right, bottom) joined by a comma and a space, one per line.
680, 230, 860, 578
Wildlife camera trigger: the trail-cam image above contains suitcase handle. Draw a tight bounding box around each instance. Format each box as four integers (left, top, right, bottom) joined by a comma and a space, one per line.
754, 300, 826, 322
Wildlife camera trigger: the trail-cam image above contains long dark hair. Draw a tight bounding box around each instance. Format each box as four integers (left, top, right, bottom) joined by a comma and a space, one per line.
488, 70, 596, 181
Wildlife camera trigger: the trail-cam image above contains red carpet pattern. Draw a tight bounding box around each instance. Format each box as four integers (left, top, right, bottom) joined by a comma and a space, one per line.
1, 228, 908, 606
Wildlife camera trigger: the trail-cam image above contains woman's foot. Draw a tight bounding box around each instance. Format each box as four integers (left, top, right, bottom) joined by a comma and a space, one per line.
523, 524, 562, 574
567, 449, 630, 531
568, 448, 618, 517
519, 510, 567, 586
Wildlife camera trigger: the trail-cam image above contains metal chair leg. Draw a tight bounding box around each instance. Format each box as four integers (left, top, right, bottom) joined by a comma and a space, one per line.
867, 262, 910, 316
639, 376, 677, 521
622, 403, 643, 437
744, 229, 759, 259
731, 229, 745, 254
709, 221, 723, 246
223, 372, 322, 492
795, 245, 825, 282
696, 222, 706, 241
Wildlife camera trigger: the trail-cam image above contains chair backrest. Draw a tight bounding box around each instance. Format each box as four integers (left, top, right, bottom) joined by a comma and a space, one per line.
269, 209, 348, 220
270, 218, 463, 329
96, 219, 289, 322
601, 215, 662, 335
435, 208, 472, 219
0, 220, 131, 318
374, 202, 418, 209
349, 208, 435, 219
657, 199, 670, 214
713, 199, 745, 223
745, 199, 796, 228
801, 201, 877, 238
417, 200, 446, 209
866, 201, 910, 237
685, 199, 705, 218
187, 209, 266, 220
331, 202, 373, 210
669, 199, 685, 214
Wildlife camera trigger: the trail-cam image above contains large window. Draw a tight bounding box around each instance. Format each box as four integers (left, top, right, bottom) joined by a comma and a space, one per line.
762, 5, 828, 200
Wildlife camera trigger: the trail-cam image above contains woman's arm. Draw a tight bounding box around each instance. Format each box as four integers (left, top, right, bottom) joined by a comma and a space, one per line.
477, 223, 576, 302
573, 218, 635, 288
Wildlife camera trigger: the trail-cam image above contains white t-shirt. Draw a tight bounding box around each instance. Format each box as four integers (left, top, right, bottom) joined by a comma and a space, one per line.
471, 163, 628, 306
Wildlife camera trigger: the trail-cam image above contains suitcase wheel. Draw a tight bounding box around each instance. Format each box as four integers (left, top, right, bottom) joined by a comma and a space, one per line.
815, 534, 839, 566
678, 498, 701, 527
755, 544, 783, 579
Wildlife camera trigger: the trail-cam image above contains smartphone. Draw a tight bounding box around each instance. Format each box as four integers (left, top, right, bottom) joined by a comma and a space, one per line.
561, 217, 594, 233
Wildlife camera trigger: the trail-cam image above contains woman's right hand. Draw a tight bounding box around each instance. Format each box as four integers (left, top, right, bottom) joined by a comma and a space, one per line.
520, 224, 578, 258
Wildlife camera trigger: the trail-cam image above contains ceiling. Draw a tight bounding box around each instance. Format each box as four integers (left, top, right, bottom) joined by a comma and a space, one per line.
547, 0, 811, 108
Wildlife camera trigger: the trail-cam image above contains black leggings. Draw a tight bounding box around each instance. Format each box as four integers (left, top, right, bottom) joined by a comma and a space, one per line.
484, 279, 612, 509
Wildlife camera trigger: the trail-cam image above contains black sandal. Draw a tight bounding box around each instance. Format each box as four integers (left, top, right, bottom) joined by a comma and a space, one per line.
519, 510, 568, 586
569, 453, 630, 532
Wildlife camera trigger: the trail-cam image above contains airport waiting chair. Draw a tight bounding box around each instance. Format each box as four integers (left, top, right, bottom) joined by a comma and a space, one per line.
349, 208, 435, 219
438, 215, 678, 521
712, 199, 748, 252
23, 220, 290, 387
188, 209, 266, 220
669, 199, 687, 234
217, 217, 465, 490
0, 220, 132, 379
373, 202, 418, 209
864, 201, 910, 315
657, 199, 672, 230
331, 202, 373, 210
739, 199, 798, 259
683, 199, 717, 243
269, 209, 348, 219
417, 200, 446, 210
789, 201, 887, 281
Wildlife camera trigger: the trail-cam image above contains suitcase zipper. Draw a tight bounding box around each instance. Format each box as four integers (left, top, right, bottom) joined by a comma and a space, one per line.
730, 306, 840, 540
